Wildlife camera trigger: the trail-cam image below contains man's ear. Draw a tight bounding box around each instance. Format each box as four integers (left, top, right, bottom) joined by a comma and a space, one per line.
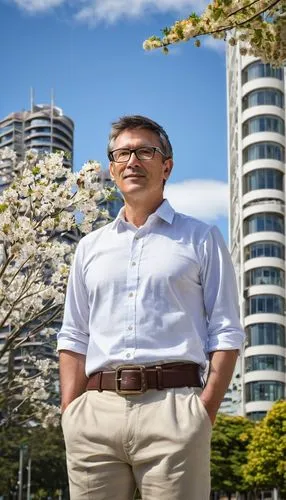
109, 162, 115, 181
163, 158, 173, 180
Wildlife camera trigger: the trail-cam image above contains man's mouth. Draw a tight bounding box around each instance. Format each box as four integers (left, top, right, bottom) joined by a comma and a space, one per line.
124, 174, 145, 179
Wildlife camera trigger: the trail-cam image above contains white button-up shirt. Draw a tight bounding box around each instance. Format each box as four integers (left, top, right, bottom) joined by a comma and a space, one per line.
57, 200, 245, 376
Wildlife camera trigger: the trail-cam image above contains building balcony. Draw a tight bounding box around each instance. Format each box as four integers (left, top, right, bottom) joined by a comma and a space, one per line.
242, 131, 285, 150
242, 77, 284, 97
243, 231, 285, 247
243, 201, 284, 219
242, 105, 285, 124
244, 257, 285, 272
246, 283, 285, 298
245, 345, 285, 358
243, 189, 284, 207
244, 370, 285, 384
245, 400, 275, 415
243, 158, 285, 175
244, 313, 285, 327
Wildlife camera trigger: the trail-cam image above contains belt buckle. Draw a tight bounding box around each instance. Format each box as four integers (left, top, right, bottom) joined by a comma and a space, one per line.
115, 365, 146, 395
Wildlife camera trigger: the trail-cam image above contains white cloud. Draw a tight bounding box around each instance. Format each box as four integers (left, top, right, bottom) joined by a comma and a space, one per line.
13, 0, 65, 12
203, 36, 226, 54
10, 0, 224, 55
11, 0, 207, 19
75, 0, 207, 24
165, 179, 228, 222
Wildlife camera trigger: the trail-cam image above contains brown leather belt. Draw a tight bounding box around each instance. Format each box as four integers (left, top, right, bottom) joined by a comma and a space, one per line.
86, 363, 202, 394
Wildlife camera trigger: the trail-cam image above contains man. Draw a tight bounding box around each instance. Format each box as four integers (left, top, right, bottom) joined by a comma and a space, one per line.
57, 115, 245, 500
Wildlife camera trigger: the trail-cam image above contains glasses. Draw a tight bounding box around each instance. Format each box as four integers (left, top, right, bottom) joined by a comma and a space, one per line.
108, 146, 166, 163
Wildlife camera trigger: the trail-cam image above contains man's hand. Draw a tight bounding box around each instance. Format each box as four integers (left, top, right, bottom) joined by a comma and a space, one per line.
199, 349, 239, 425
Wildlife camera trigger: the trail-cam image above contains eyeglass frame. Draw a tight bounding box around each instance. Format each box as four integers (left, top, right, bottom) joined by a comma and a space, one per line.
108, 146, 168, 163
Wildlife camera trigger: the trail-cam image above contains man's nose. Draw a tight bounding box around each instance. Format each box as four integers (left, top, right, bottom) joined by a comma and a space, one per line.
126, 151, 140, 167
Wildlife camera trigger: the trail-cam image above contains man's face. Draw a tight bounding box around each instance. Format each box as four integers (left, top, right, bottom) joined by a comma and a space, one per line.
109, 128, 173, 199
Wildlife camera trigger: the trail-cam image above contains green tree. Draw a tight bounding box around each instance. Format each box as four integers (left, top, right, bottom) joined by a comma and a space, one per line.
211, 413, 254, 497
0, 415, 68, 498
243, 400, 286, 496
143, 0, 286, 66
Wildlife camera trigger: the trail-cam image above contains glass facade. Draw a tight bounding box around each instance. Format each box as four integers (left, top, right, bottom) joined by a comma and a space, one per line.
246, 323, 285, 347
245, 354, 285, 372
247, 411, 267, 421
0, 133, 13, 143
243, 142, 284, 163
243, 168, 283, 192
245, 267, 284, 287
246, 381, 284, 402
245, 295, 284, 315
245, 241, 284, 260
243, 115, 285, 137
53, 120, 73, 135
0, 125, 13, 135
28, 119, 51, 127
242, 62, 284, 83
242, 89, 284, 110
25, 127, 51, 135
244, 213, 284, 235
53, 127, 73, 142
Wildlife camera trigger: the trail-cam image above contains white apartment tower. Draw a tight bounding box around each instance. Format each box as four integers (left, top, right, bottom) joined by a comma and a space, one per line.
227, 45, 286, 420
0, 103, 74, 191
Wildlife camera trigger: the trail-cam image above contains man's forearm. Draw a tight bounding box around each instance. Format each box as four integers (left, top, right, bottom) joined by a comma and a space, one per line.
200, 349, 239, 423
59, 350, 88, 413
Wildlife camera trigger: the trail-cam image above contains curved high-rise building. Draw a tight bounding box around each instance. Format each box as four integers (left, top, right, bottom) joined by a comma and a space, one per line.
0, 104, 74, 191
227, 45, 286, 420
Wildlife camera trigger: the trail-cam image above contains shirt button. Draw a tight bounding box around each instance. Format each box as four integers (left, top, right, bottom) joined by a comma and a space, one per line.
128, 325, 133, 331
128, 292, 134, 298
135, 236, 139, 240
126, 353, 131, 359
131, 261, 136, 266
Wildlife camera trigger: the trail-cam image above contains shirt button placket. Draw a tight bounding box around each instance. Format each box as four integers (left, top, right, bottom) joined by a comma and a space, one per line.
124, 232, 142, 359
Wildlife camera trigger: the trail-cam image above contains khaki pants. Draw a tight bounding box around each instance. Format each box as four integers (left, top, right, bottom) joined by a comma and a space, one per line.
62, 387, 212, 500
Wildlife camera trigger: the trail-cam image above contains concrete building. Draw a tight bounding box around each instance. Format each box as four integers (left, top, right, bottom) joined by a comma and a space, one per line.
0, 103, 74, 191
226, 45, 286, 420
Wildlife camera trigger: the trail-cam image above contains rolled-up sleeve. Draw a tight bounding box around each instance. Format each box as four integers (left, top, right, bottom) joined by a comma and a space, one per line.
57, 240, 90, 355
199, 226, 245, 353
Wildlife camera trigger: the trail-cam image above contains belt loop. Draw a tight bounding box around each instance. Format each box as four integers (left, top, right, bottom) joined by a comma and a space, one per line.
98, 371, 103, 392
156, 365, 163, 390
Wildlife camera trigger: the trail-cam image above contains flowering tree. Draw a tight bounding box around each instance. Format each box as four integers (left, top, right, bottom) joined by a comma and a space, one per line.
143, 0, 286, 66
0, 148, 111, 426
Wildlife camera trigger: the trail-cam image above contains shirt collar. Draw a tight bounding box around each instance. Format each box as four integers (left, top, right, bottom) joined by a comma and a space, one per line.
110, 198, 175, 231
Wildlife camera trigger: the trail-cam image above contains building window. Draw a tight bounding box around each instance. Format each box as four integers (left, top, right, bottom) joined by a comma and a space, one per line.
245, 294, 284, 315
244, 213, 284, 235
245, 381, 284, 402
54, 120, 73, 135
243, 169, 283, 193
245, 355, 285, 372
245, 242, 284, 260
246, 323, 285, 347
0, 125, 14, 135
245, 267, 284, 287
242, 89, 284, 110
0, 133, 13, 144
25, 127, 51, 136
247, 411, 267, 421
243, 142, 285, 164
243, 116, 285, 137
242, 62, 284, 83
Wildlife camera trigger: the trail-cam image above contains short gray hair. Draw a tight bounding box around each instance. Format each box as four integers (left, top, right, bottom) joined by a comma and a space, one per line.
107, 115, 173, 159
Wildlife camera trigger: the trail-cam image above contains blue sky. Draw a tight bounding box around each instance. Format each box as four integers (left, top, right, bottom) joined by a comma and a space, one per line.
0, 0, 229, 239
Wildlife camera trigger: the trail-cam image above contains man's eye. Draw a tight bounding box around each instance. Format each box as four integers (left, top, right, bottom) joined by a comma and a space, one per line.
138, 148, 153, 157
116, 150, 129, 160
